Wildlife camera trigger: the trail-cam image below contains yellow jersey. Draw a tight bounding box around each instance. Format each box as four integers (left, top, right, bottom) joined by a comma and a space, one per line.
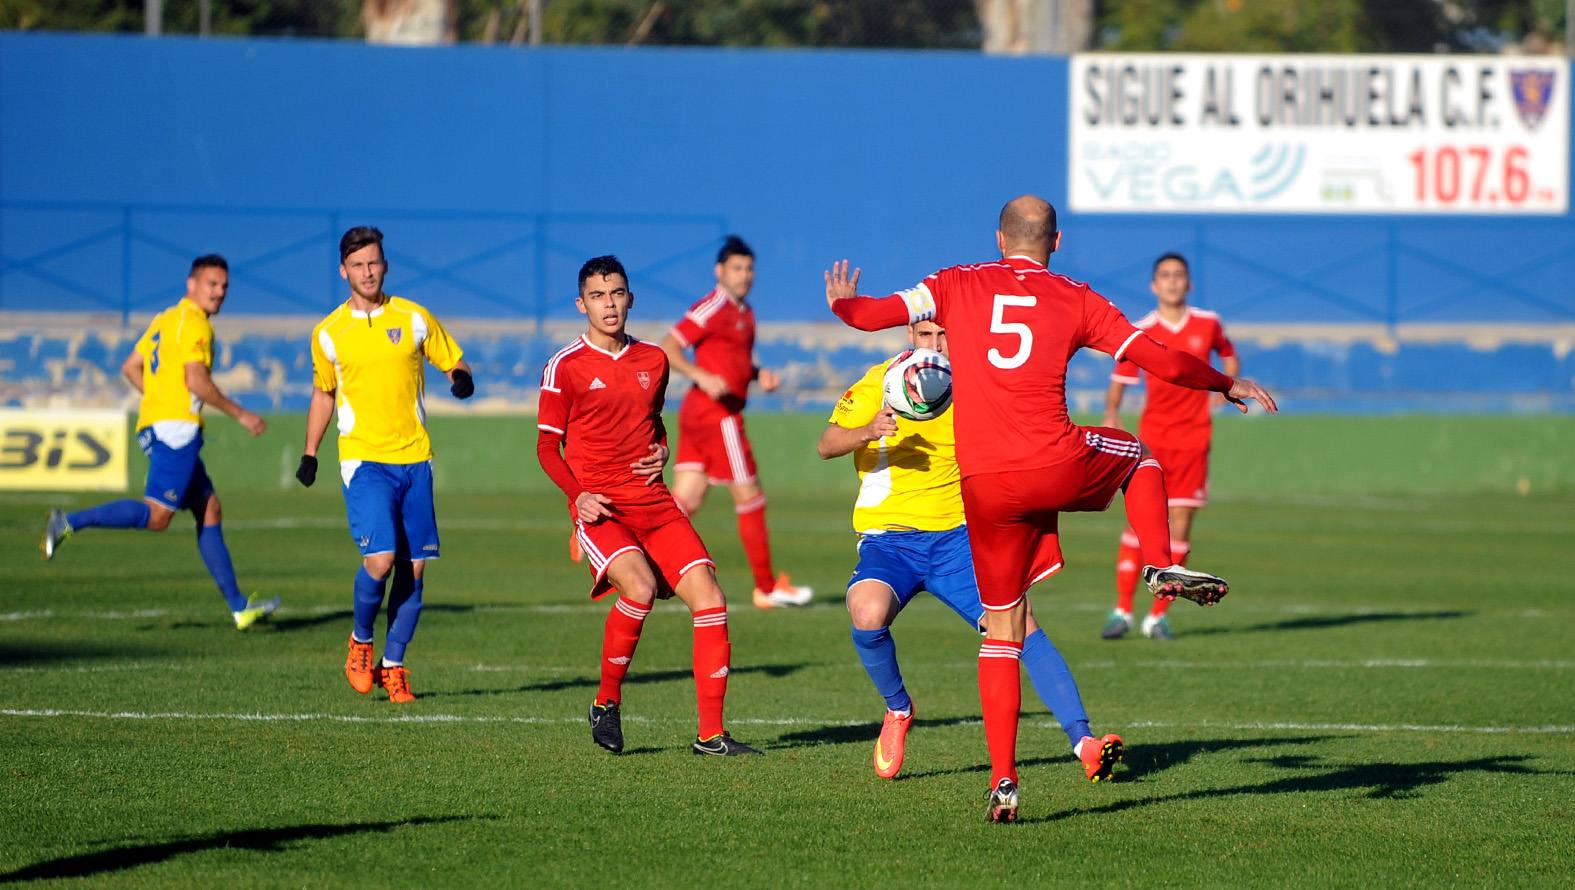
828, 358, 964, 533
133, 298, 214, 430
310, 295, 464, 465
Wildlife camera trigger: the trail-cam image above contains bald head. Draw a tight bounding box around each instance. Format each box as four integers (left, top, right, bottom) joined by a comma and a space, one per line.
997, 195, 1058, 258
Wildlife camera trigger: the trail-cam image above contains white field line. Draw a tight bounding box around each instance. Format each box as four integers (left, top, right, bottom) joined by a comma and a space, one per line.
220, 517, 575, 532
4, 656, 1568, 678
1, 602, 1560, 623
0, 602, 687, 622
1, 708, 1571, 735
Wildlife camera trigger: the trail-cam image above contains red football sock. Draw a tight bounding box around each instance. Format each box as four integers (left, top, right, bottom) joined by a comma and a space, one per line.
736, 495, 776, 592
978, 638, 1024, 787
692, 606, 731, 740
1122, 459, 1174, 570
1115, 529, 1142, 614
596, 595, 650, 705
1150, 541, 1190, 617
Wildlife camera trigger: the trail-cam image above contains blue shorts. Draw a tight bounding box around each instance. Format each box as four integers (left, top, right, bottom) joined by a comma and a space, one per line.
847, 526, 984, 629
137, 427, 213, 512
342, 460, 440, 560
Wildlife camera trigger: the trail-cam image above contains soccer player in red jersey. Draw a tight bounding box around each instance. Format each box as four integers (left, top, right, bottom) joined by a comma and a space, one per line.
1102, 252, 1240, 641
537, 255, 761, 757
825, 196, 1276, 822
659, 236, 813, 609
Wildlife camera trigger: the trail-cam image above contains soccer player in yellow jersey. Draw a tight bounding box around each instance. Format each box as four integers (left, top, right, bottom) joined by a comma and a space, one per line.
819, 320, 1124, 783
295, 227, 473, 704
41, 255, 278, 630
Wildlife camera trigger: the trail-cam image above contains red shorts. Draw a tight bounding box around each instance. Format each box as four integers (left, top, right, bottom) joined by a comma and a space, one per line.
675, 411, 757, 486
573, 493, 714, 600
1152, 445, 1209, 507
962, 426, 1142, 612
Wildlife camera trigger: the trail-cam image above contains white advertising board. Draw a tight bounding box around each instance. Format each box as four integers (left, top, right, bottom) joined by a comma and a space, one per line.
1069, 54, 1568, 214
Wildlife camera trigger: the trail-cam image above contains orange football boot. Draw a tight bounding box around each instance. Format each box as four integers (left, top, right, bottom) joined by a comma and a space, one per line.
1078, 733, 1125, 782
377, 664, 416, 704
874, 706, 913, 779
345, 634, 376, 694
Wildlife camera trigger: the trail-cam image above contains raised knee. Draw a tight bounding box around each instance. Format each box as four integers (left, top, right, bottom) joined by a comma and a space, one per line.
846, 585, 894, 630
620, 576, 660, 605
847, 605, 887, 631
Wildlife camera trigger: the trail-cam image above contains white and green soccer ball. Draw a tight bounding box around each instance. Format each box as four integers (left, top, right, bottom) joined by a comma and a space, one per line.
882, 347, 953, 421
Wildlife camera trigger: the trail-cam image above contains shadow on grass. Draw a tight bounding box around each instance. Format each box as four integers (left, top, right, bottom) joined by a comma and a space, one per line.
422, 661, 812, 699
897, 755, 1071, 782
0, 640, 164, 667
263, 604, 477, 633
1017, 754, 1553, 824
1185, 609, 1471, 636
0, 815, 485, 884
1122, 735, 1334, 780
772, 715, 985, 751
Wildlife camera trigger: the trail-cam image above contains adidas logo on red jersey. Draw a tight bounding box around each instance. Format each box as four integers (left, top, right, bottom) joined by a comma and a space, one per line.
589, 377, 606, 390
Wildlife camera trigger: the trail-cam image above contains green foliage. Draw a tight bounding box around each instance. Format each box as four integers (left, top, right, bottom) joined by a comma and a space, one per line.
0, 0, 358, 37
520, 0, 980, 48
0, 0, 143, 32
1096, 0, 1564, 52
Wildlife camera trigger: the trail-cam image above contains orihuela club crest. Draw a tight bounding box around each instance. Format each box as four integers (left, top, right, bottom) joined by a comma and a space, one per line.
1510, 68, 1556, 130
636, 371, 651, 390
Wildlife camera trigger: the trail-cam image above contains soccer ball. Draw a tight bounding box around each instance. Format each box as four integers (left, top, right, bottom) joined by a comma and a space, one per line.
882, 348, 952, 421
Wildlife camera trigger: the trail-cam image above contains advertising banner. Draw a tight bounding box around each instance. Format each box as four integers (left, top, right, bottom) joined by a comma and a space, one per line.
0, 409, 128, 491
1069, 54, 1568, 214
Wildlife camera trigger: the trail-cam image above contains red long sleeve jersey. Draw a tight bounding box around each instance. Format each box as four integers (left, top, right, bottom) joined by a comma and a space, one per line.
670, 287, 756, 418
835, 256, 1151, 477
537, 335, 670, 502
1112, 308, 1235, 451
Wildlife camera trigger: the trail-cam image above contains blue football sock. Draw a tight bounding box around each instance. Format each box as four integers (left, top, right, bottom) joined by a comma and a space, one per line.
1022, 627, 1092, 747
353, 567, 387, 642
851, 626, 911, 714
66, 499, 150, 531
196, 523, 248, 612
383, 564, 423, 665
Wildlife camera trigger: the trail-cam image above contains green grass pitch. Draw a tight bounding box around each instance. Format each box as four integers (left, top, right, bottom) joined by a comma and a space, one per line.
2, 413, 1572, 887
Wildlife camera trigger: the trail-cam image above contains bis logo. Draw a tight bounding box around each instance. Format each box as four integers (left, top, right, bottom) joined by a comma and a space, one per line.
0, 410, 128, 491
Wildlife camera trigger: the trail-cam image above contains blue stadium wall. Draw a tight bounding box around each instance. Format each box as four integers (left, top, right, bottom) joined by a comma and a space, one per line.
3, 33, 1572, 411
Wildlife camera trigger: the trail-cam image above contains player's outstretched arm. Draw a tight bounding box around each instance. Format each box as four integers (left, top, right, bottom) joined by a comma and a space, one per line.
185, 362, 266, 436
1224, 377, 1277, 414
824, 260, 909, 331
818, 406, 898, 459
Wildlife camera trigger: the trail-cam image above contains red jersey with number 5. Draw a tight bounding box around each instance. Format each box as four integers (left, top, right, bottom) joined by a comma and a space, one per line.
872, 256, 1142, 478
1111, 308, 1235, 451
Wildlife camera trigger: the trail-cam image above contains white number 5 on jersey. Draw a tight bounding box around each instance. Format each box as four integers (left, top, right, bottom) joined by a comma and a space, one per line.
987, 294, 1036, 369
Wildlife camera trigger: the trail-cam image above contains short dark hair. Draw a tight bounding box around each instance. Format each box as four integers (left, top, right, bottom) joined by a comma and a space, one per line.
339, 226, 385, 262
578, 255, 628, 291
189, 254, 228, 276
1152, 252, 1190, 278
716, 235, 753, 265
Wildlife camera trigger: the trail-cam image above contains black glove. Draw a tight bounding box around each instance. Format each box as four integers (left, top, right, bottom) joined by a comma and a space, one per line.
450, 368, 474, 400
295, 454, 318, 488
